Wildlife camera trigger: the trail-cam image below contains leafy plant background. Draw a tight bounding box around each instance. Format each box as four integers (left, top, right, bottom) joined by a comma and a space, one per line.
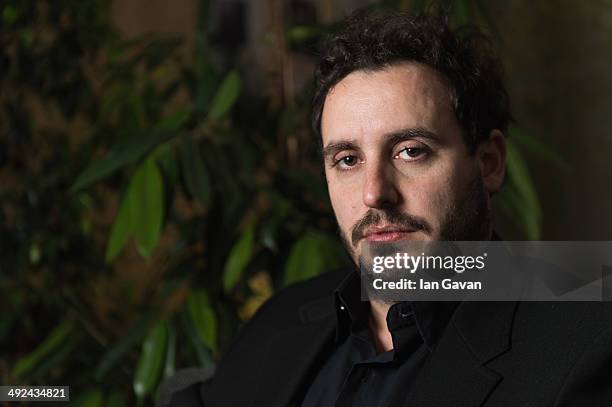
0, 0, 564, 405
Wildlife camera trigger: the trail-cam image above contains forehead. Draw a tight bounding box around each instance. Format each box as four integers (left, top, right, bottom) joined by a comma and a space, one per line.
320, 62, 458, 146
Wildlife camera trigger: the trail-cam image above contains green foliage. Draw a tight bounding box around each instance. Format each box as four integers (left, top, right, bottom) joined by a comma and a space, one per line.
95, 312, 156, 382
69, 390, 104, 407
70, 127, 176, 192
163, 323, 177, 378
505, 138, 542, 240
180, 306, 215, 369
106, 191, 133, 262
105, 157, 165, 260
284, 232, 345, 286
208, 70, 242, 120
179, 137, 212, 206
128, 158, 164, 258
223, 219, 256, 293
187, 289, 218, 354
1, 0, 555, 405
133, 322, 168, 403
510, 125, 571, 173
12, 320, 76, 380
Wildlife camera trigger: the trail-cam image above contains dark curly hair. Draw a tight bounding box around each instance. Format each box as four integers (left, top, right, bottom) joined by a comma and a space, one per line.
312, 8, 511, 152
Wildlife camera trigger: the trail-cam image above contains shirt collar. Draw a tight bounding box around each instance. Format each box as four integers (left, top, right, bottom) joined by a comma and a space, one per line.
333, 271, 458, 352
334, 270, 368, 339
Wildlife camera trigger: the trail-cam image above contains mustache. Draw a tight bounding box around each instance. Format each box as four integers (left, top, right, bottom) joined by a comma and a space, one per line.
350, 209, 431, 246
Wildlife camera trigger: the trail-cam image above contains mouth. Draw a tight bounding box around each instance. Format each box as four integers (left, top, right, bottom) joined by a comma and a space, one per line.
362, 226, 419, 242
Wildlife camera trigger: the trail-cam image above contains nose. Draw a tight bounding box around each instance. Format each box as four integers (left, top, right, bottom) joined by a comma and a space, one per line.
362, 158, 400, 209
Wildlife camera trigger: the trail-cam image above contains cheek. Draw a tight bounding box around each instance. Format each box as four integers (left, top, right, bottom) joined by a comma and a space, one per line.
327, 175, 361, 230
400, 159, 470, 223
402, 178, 449, 219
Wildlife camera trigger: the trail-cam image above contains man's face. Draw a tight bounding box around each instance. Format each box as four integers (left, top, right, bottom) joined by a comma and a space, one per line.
321, 62, 502, 264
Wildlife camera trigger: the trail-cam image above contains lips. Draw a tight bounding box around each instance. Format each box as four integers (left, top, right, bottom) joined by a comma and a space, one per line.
362, 226, 417, 242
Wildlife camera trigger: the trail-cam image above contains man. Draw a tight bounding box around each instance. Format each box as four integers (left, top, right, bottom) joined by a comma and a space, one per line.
169, 8, 612, 407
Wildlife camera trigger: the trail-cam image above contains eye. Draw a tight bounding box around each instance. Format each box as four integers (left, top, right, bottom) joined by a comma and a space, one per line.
395, 146, 428, 161
333, 154, 360, 170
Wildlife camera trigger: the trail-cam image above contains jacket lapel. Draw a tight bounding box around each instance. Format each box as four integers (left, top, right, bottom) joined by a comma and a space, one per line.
252, 297, 338, 407
406, 301, 518, 407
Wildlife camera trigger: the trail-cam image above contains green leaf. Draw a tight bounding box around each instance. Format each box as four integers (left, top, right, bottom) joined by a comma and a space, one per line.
13, 320, 74, 379
180, 308, 214, 368
286, 25, 322, 45
25, 335, 79, 381
194, 61, 218, 115
163, 322, 177, 378
179, 138, 212, 206
409, 0, 428, 14
95, 311, 155, 381
260, 221, 279, 253
508, 125, 571, 173
105, 390, 128, 407
133, 321, 168, 402
223, 219, 256, 292
259, 196, 291, 253
128, 158, 164, 258
187, 289, 217, 353
2, 5, 17, 25
157, 144, 180, 185
496, 183, 527, 235
283, 233, 324, 286
142, 37, 182, 69
155, 108, 191, 132
208, 70, 241, 120
506, 139, 542, 240
284, 232, 344, 286
105, 192, 132, 262
452, 0, 471, 26
71, 131, 166, 192
69, 390, 103, 407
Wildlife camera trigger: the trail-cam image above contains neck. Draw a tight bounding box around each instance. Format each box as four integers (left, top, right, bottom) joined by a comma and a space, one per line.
368, 299, 394, 353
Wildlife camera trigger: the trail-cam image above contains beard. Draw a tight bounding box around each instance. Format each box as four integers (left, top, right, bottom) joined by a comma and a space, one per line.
336, 173, 492, 271
437, 174, 492, 242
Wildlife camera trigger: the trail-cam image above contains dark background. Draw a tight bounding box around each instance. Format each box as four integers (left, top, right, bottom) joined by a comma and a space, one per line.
1, 0, 611, 405
115, 0, 612, 239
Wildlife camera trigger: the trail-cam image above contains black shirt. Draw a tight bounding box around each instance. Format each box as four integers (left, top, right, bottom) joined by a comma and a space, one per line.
300, 272, 458, 407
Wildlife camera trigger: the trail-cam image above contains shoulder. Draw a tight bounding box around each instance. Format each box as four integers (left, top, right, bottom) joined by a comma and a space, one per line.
214, 267, 351, 362
495, 302, 612, 377
464, 301, 612, 405
235, 267, 351, 336
513, 301, 612, 339
163, 268, 352, 407
514, 302, 612, 404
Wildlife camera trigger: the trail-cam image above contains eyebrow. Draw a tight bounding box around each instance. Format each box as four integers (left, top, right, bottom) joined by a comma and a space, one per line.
321, 127, 440, 161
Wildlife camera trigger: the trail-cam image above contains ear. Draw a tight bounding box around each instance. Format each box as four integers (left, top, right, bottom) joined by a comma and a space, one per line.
476, 129, 506, 194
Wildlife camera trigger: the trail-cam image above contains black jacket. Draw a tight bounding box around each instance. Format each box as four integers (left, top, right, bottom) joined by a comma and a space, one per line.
170, 268, 612, 406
